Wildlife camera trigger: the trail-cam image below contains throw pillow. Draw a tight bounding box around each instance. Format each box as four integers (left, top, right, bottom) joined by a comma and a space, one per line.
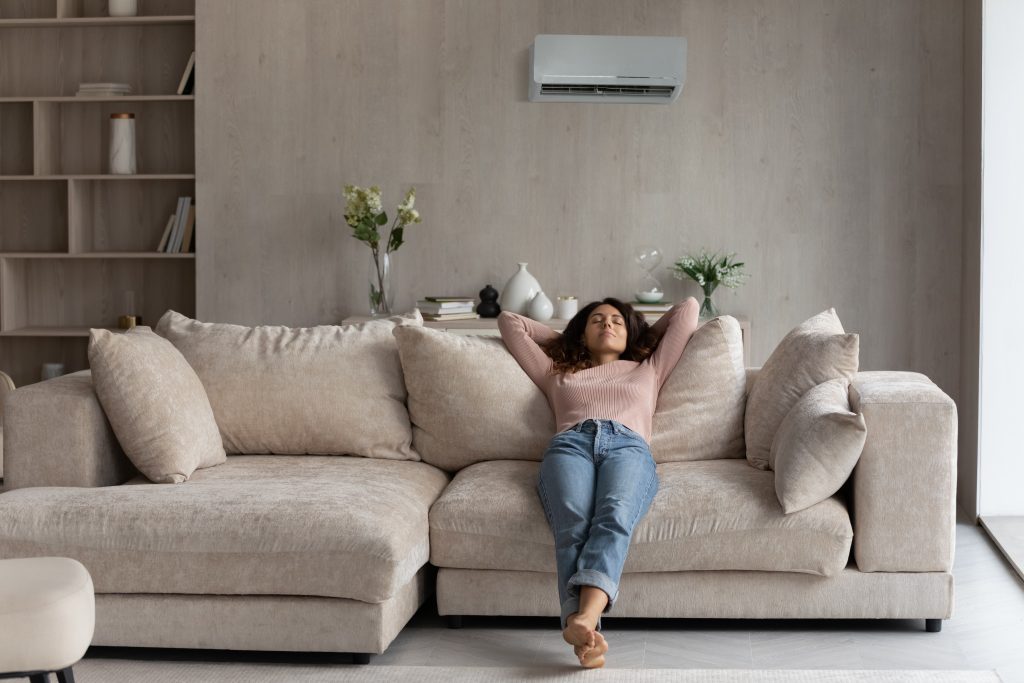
745, 308, 859, 470
393, 325, 556, 472
651, 315, 746, 462
771, 377, 867, 514
155, 309, 422, 459
88, 326, 225, 483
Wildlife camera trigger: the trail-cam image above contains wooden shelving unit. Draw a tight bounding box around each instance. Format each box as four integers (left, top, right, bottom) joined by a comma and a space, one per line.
0, 0, 196, 386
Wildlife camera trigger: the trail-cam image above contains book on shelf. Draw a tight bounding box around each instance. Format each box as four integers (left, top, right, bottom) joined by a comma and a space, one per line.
176, 51, 196, 96
180, 202, 196, 253
156, 214, 175, 251
416, 300, 475, 314
423, 296, 475, 303
76, 82, 132, 97
163, 196, 193, 253
422, 312, 480, 321
630, 301, 674, 312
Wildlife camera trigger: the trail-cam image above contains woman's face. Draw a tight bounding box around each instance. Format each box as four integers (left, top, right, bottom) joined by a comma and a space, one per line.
583, 304, 628, 357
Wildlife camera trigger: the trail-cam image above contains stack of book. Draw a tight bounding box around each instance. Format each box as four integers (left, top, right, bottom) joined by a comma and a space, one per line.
156, 197, 195, 253
631, 301, 673, 321
417, 297, 479, 321
76, 82, 132, 97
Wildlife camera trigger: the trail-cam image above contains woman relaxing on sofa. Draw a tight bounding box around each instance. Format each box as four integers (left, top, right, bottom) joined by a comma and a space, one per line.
497, 296, 699, 669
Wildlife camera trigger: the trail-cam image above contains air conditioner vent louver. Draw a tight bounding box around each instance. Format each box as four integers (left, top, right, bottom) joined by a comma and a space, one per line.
539, 83, 676, 98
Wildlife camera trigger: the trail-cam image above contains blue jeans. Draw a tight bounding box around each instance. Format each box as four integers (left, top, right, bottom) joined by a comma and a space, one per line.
536, 418, 659, 631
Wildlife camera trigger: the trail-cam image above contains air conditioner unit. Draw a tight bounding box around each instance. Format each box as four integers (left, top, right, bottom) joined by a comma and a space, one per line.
529, 34, 687, 104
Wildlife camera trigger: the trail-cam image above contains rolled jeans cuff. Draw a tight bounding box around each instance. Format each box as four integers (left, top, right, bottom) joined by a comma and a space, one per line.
561, 569, 617, 630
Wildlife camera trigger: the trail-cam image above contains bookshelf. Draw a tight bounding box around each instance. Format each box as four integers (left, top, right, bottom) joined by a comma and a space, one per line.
0, 0, 195, 386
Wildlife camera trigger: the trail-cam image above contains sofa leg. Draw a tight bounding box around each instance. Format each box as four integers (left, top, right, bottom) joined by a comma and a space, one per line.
445, 615, 463, 629
925, 618, 942, 633
351, 653, 371, 665
29, 675, 49, 683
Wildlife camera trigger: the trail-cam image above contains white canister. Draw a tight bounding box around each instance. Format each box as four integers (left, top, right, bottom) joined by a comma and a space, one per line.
109, 0, 139, 17
109, 113, 137, 174
555, 295, 578, 320
527, 291, 553, 321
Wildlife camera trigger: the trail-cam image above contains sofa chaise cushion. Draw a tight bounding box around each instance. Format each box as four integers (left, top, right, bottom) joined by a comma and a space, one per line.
429, 459, 852, 577
0, 455, 450, 603
155, 310, 422, 460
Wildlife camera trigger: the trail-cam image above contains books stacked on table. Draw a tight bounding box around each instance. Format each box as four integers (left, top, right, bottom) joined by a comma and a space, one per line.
417, 296, 479, 321
631, 301, 673, 321
76, 82, 132, 97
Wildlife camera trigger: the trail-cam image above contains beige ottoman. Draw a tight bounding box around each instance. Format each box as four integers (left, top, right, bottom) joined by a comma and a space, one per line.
0, 558, 95, 683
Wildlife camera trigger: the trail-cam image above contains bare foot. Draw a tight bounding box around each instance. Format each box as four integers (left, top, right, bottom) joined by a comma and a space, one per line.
562, 614, 595, 654
579, 631, 608, 668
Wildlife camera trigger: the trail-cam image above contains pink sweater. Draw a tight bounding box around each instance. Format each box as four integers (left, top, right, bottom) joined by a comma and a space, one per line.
497, 298, 699, 444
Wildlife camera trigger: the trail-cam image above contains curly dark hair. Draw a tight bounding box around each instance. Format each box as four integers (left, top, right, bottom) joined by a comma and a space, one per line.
540, 297, 656, 374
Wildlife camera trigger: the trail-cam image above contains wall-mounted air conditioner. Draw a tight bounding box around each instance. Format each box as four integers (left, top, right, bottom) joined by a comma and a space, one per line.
529, 34, 687, 104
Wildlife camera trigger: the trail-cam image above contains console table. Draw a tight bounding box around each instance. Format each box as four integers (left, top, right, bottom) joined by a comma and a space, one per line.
342, 314, 752, 367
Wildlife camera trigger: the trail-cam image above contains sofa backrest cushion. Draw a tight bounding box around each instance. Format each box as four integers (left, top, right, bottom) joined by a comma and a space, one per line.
651, 315, 746, 463
155, 309, 422, 460
393, 326, 556, 472
770, 377, 867, 514
394, 315, 746, 472
88, 326, 225, 483
745, 308, 859, 470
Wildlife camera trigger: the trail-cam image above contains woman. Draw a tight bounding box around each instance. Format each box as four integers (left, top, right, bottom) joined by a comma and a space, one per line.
497, 296, 699, 668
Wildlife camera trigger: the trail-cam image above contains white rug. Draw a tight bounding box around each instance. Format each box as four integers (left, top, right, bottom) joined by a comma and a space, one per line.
73, 661, 1002, 682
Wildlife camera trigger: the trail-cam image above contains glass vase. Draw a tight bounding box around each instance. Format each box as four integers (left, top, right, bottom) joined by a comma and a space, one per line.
369, 250, 394, 317
699, 284, 719, 320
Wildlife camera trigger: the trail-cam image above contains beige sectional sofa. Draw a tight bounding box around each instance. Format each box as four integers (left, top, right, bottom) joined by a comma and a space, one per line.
0, 310, 958, 662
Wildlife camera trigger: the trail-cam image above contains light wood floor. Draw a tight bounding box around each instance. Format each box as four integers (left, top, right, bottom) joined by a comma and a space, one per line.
369, 512, 1024, 680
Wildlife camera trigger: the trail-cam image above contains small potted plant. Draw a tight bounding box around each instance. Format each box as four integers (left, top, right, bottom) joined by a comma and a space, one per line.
343, 185, 422, 316
670, 249, 748, 319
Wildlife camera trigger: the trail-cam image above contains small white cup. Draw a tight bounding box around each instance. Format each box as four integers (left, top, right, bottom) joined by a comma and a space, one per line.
556, 295, 578, 320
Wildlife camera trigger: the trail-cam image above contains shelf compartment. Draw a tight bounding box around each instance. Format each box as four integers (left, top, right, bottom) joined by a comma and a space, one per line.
0, 179, 67, 251
0, 0, 56, 19
0, 102, 33, 174
68, 177, 194, 252
34, 99, 194, 175
59, 0, 193, 19
0, 23, 193, 96
0, 256, 194, 332
0, 336, 88, 387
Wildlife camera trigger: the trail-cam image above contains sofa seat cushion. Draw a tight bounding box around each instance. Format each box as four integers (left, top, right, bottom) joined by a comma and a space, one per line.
0, 455, 450, 603
429, 459, 852, 577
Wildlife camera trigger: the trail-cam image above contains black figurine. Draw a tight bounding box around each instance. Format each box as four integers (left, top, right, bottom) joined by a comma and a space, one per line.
477, 284, 501, 318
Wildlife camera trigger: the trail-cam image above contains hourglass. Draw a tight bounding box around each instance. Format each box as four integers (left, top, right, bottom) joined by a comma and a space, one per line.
633, 245, 664, 303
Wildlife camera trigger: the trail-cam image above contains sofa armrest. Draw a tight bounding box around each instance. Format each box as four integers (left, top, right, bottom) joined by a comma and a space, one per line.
3, 370, 135, 490
848, 371, 957, 572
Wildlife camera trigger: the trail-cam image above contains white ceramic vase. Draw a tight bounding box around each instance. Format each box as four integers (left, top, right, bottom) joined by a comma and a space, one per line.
528, 291, 553, 321
499, 262, 541, 314
109, 113, 137, 174
109, 0, 138, 17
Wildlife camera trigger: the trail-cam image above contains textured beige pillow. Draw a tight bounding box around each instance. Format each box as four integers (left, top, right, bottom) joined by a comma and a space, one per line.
393, 325, 555, 472
88, 326, 225, 483
651, 315, 746, 463
155, 310, 422, 459
771, 378, 867, 514
745, 308, 859, 470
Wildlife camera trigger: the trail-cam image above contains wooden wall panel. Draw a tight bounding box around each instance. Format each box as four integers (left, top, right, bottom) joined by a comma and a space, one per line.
196, 0, 964, 402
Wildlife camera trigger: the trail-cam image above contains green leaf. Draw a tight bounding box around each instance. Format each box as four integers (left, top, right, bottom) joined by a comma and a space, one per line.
376, 211, 389, 226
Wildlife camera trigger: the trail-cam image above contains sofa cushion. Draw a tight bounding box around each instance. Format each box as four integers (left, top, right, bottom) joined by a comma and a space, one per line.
0, 455, 450, 603
771, 378, 867, 514
429, 459, 853, 577
651, 315, 746, 462
155, 310, 421, 460
88, 326, 225, 484
395, 316, 747, 472
745, 308, 859, 470
394, 325, 556, 472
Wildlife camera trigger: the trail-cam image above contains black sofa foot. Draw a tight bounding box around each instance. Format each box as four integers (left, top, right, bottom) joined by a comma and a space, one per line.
351, 653, 371, 665
445, 615, 463, 629
925, 618, 942, 633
